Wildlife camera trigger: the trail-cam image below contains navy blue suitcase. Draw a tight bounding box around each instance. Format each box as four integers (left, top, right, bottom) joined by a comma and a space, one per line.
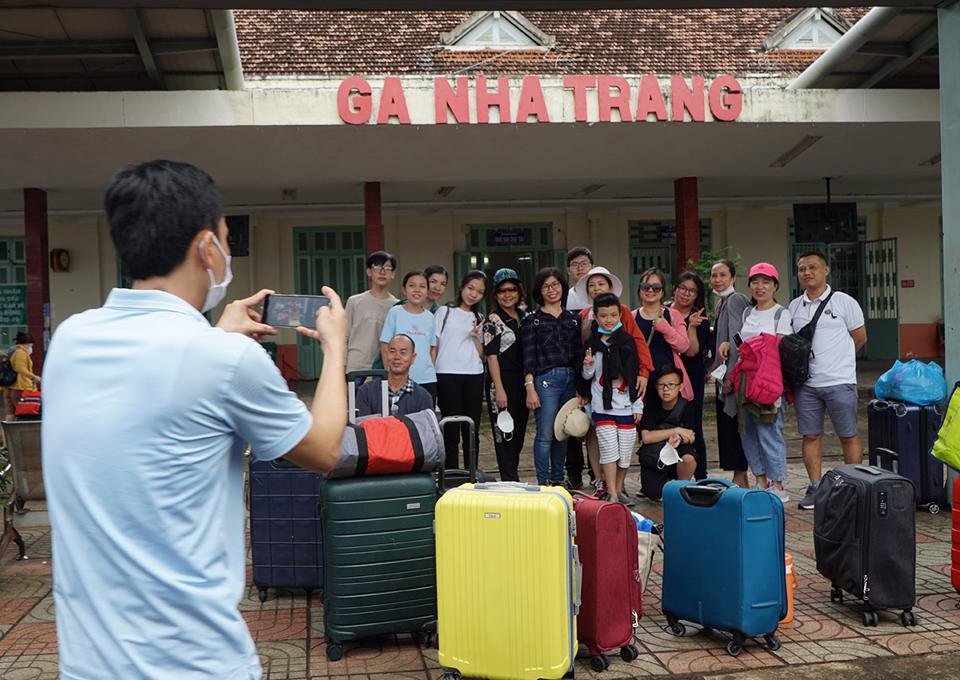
867, 399, 945, 514
661, 479, 787, 657
249, 458, 324, 602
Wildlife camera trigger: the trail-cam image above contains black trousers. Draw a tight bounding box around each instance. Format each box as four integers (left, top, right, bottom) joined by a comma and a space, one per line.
687, 367, 708, 480
486, 369, 529, 482
437, 373, 484, 471
716, 390, 748, 472
565, 437, 585, 485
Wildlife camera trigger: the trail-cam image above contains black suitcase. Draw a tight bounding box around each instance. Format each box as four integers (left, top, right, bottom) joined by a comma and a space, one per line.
320, 472, 439, 660
249, 458, 325, 602
813, 464, 917, 628
867, 399, 945, 514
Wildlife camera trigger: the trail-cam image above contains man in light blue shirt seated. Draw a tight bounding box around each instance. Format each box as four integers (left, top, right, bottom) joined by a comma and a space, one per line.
41, 160, 348, 680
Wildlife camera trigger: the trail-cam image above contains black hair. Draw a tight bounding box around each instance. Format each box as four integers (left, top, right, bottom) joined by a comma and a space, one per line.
423, 264, 448, 280
402, 270, 426, 287
797, 250, 829, 267
592, 292, 621, 314
566, 247, 594, 266
674, 271, 707, 313
15, 332, 34, 345
532, 267, 569, 306
454, 270, 487, 312
105, 159, 223, 281
653, 364, 684, 384
712, 259, 737, 277
489, 279, 527, 317
366, 250, 397, 270
388, 333, 416, 351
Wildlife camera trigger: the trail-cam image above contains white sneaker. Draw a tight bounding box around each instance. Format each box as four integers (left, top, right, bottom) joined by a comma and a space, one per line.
767, 484, 790, 503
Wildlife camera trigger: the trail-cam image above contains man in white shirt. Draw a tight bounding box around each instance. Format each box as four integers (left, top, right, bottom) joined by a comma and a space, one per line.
788, 250, 867, 510
345, 251, 398, 373
43, 160, 348, 679
562, 246, 594, 488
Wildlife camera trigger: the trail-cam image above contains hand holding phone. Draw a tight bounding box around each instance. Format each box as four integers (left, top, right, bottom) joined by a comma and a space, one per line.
262, 294, 330, 328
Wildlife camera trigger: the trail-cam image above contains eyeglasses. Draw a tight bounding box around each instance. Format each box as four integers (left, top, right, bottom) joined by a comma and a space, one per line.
640, 283, 664, 292
497, 286, 519, 294
543, 281, 563, 291
569, 259, 592, 270
371, 265, 395, 274
675, 285, 697, 295
657, 382, 681, 390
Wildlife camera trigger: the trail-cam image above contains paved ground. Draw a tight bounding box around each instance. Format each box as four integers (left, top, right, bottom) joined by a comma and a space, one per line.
1, 361, 956, 679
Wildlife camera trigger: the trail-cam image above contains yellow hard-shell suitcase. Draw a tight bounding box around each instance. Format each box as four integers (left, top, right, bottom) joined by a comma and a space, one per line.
435, 482, 580, 680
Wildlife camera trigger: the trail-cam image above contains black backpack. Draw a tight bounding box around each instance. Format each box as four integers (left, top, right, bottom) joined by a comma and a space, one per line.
0, 351, 16, 388
780, 290, 835, 387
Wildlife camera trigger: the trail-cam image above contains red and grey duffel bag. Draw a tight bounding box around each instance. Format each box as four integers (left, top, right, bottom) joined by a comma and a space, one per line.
327, 408, 444, 479
14, 389, 41, 420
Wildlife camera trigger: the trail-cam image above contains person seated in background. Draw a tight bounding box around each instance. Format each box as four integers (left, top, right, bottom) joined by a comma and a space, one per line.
637, 365, 698, 501
357, 334, 433, 417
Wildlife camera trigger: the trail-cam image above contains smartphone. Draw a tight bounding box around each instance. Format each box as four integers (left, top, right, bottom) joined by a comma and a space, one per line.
733, 332, 744, 348
262, 294, 330, 328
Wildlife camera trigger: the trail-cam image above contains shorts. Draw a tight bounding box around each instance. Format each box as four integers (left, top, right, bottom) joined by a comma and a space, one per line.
794, 383, 859, 439
592, 413, 637, 469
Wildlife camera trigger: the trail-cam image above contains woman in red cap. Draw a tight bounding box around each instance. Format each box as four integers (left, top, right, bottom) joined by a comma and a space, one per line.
723, 262, 792, 501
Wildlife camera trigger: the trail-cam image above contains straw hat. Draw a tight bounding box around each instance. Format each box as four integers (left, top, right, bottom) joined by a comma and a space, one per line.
554, 397, 590, 441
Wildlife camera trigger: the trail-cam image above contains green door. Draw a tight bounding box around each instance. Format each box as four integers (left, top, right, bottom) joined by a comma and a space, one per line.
293, 227, 366, 379
860, 238, 899, 361
0, 238, 27, 349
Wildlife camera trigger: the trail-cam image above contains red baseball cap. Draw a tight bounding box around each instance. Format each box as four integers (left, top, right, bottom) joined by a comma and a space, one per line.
748, 262, 779, 283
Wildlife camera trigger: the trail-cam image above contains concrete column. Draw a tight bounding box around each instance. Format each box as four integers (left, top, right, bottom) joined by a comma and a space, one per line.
674, 177, 700, 274
941, 6, 960, 384
24, 188, 50, 372
364, 182, 383, 255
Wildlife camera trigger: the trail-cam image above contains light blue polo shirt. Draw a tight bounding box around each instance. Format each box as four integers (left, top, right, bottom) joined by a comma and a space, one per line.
42, 289, 313, 680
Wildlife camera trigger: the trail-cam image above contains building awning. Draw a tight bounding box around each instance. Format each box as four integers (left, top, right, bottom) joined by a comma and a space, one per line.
788, 6, 939, 90
0, 6, 243, 91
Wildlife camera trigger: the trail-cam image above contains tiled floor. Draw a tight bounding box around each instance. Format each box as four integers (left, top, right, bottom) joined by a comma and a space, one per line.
1, 400, 955, 678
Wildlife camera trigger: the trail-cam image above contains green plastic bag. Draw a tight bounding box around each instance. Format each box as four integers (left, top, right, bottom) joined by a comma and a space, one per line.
932, 383, 960, 471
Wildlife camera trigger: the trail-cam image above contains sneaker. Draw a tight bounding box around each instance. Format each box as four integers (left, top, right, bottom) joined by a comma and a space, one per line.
798, 482, 818, 510
593, 479, 607, 498
767, 483, 790, 503
618, 492, 636, 507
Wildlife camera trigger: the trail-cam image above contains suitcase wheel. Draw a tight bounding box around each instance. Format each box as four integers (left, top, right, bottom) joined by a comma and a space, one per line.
900, 610, 917, 627
863, 610, 879, 627
830, 587, 844, 604
726, 640, 743, 657
326, 642, 344, 661
620, 645, 640, 662
668, 622, 686, 637
441, 671, 461, 680
257, 588, 269, 603
590, 655, 610, 672
763, 634, 781, 652
928, 503, 941, 515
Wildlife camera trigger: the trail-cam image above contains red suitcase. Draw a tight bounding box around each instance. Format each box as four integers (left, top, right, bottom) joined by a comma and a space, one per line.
573, 496, 642, 672
952, 477, 960, 595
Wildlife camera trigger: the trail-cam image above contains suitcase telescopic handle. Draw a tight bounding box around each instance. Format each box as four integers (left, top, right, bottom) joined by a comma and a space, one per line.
439, 415, 478, 484
345, 370, 389, 382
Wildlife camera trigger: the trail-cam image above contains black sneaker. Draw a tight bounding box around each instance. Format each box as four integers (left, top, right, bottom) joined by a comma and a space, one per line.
798, 482, 818, 510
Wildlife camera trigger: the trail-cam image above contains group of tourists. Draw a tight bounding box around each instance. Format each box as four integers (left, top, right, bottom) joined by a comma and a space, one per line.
344, 244, 868, 510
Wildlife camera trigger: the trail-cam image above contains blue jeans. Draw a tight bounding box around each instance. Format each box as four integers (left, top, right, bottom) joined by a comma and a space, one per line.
741, 402, 788, 483
532, 367, 576, 485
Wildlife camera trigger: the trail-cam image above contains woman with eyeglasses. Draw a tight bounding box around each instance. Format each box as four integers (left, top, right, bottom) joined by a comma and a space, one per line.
483, 268, 529, 482
668, 271, 711, 480
522, 267, 581, 486
633, 268, 693, 403
435, 270, 487, 471
710, 259, 750, 489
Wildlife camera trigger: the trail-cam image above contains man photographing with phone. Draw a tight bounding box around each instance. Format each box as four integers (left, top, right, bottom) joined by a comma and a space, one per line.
42, 160, 348, 679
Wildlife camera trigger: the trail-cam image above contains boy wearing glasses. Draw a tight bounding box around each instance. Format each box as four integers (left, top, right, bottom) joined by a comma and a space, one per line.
581, 293, 644, 504
345, 250, 398, 373
637, 365, 699, 501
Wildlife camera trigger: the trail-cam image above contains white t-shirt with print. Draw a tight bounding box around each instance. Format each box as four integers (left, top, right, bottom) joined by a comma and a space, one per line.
740, 304, 792, 340
788, 286, 865, 388
434, 306, 484, 375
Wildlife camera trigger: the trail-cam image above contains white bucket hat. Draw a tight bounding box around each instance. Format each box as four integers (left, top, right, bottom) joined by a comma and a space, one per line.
574, 266, 624, 302
554, 397, 590, 442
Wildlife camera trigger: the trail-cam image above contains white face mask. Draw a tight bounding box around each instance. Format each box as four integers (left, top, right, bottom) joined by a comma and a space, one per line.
496, 410, 515, 441
200, 233, 233, 313
26, 346, 33, 355
658, 442, 681, 468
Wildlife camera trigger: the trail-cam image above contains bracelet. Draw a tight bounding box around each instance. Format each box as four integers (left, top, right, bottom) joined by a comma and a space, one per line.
524, 381, 534, 387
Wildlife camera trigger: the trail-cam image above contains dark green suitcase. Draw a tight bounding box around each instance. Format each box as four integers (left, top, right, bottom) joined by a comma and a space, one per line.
320, 473, 438, 660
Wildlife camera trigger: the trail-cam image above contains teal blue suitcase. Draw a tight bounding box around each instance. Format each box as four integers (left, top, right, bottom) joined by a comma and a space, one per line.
661, 479, 787, 656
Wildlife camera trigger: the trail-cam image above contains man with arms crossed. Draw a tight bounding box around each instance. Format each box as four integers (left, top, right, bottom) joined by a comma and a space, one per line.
789, 250, 867, 510
42, 160, 348, 679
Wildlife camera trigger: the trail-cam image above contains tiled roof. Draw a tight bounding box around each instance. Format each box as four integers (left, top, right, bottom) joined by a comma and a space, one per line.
235, 8, 869, 79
